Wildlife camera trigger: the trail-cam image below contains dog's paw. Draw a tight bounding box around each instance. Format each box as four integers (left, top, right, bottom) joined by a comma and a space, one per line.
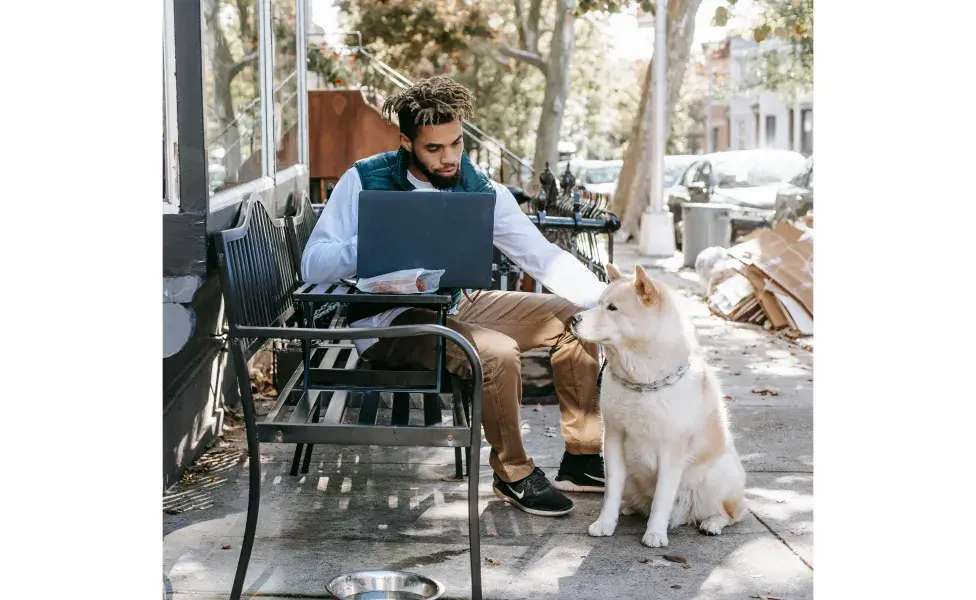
699, 516, 728, 536
588, 519, 617, 537
641, 530, 668, 548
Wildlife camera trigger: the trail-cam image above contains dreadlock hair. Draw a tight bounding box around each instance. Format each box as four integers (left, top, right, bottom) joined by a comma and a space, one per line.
381, 76, 476, 140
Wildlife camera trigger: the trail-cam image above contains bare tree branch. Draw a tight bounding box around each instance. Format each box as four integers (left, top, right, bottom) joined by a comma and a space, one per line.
513, 0, 543, 53
514, 0, 528, 50
526, 0, 543, 53
228, 51, 260, 81
498, 43, 549, 76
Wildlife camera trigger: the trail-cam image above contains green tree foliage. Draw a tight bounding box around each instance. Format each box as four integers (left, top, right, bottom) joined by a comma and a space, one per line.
334, 0, 648, 178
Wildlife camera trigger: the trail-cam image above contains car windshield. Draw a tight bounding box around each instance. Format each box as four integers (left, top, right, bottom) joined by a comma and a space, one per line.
664, 162, 693, 187
584, 166, 621, 184
712, 152, 806, 189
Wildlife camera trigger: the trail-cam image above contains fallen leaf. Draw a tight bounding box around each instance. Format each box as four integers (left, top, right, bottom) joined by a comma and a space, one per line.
486, 532, 498, 537
533, 404, 543, 412
750, 596, 783, 600
671, 584, 682, 589
752, 387, 780, 396
662, 555, 687, 564
732, 371, 741, 376
637, 558, 649, 564
681, 564, 692, 569
485, 558, 501, 567
441, 476, 464, 482
723, 395, 734, 402
164, 508, 179, 515
222, 544, 232, 550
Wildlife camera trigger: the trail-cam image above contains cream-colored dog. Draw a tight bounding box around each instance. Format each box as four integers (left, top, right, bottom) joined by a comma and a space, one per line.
570, 264, 747, 547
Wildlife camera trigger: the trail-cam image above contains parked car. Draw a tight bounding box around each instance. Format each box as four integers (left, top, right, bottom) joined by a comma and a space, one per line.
574, 159, 623, 196
667, 149, 807, 246
663, 154, 699, 204
773, 155, 814, 224
551, 159, 623, 205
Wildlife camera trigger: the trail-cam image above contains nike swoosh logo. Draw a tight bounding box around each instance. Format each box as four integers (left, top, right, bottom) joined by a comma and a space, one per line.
513, 489, 525, 499
585, 473, 605, 482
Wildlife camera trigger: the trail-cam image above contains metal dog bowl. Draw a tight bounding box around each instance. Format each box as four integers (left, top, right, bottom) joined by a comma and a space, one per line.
326, 570, 445, 600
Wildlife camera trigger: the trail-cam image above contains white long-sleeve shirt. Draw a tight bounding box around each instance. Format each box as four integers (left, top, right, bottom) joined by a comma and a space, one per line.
301, 166, 607, 353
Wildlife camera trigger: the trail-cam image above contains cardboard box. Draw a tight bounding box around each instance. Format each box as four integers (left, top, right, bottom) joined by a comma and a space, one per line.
737, 263, 790, 330
708, 272, 756, 319
727, 222, 813, 317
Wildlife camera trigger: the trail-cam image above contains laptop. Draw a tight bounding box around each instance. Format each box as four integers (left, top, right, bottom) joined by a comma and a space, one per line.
357, 190, 497, 289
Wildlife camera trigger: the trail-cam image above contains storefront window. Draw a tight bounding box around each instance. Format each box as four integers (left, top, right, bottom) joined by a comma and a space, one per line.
202, 0, 263, 194
272, 0, 299, 171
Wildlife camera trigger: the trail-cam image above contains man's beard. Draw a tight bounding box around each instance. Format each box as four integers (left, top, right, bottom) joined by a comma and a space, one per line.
411, 148, 460, 190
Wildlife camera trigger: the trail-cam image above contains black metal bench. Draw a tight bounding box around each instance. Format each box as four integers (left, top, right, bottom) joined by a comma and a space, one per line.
281, 193, 473, 480
215, 194, 485, 600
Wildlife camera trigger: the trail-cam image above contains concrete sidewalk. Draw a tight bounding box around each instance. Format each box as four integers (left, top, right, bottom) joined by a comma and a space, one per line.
163, 245, 813, 600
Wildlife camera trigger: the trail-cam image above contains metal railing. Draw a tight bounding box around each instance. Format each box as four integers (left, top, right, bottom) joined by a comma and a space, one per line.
307, 32, 534, 187
495, 163, 621, 291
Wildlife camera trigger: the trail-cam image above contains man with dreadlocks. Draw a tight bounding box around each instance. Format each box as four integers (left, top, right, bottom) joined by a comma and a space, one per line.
302, 76, 607, 517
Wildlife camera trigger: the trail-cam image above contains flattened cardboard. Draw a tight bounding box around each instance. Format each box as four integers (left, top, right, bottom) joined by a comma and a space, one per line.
737, 264, 790, 329
727, 222, 813, 316
708, 272, 755, 318
767, 280, 814, 336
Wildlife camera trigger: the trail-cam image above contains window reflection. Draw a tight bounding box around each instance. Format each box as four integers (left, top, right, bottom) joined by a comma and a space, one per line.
202, 0, 263, 194
273, 0, 299, 171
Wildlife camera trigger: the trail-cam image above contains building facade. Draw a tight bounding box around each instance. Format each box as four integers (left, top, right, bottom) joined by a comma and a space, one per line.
705, 37, 813, 156
162, 0, 311, 486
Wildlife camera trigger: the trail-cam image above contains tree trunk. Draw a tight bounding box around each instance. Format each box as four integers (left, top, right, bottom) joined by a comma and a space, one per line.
530, 0, 576, 185
612, 0, 703, 238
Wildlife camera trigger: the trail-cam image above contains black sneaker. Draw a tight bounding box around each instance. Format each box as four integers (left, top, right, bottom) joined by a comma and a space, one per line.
492, 468, 575, 517
553, 451, 606, 493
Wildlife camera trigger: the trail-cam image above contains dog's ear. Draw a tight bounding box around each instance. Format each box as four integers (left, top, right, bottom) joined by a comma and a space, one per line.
634, 265, 660, 306
606, 263, 623, 282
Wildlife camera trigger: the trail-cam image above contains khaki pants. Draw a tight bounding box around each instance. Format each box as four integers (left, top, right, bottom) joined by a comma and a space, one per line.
362, 291, 602, 482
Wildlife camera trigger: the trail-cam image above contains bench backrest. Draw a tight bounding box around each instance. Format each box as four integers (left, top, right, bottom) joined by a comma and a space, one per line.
215, 194, 299, 358
285, 192, 320, 281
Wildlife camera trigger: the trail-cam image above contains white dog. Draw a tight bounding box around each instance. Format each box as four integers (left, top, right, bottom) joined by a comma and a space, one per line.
571, 264, 747, 547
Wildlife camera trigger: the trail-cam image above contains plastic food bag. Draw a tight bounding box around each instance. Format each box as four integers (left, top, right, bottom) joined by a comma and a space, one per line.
355, 268, 446, 294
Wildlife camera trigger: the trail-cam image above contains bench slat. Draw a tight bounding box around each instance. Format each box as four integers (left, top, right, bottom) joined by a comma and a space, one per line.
308, 368, 436, 390
289, 345, 345, 424
391, 392, 411, 426
320, 348, 360, 424
423, 393, 442, 426
357, 391, 382, 425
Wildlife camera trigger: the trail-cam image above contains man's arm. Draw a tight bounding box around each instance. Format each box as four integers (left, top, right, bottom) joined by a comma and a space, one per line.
301, 167, 362, 284
490, 182, 607, 308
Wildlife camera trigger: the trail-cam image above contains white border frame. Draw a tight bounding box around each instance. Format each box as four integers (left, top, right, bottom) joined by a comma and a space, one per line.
258, 0, 275, 177
163, 0, 180, 210
296, 0, 309, 166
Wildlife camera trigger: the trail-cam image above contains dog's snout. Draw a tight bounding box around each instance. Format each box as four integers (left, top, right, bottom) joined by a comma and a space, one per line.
569, 314, 582, 326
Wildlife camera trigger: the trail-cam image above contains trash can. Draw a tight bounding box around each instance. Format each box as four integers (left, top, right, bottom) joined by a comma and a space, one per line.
681, 203, 735, 268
